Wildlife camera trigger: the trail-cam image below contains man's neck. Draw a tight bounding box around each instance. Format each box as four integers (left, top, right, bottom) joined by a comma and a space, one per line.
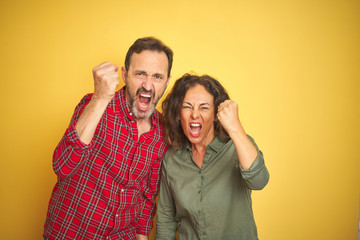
136, 117, 152, 137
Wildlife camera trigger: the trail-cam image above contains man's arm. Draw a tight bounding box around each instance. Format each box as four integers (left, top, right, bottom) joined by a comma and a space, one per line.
53, 94, 92, 178
52, 62, 119, 178
75, 62, 119, 144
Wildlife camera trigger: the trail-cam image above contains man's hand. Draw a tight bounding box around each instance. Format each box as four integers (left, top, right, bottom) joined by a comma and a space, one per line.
92, 62, 119, 103
75, 62, 119, 144
136, 234, 148, 240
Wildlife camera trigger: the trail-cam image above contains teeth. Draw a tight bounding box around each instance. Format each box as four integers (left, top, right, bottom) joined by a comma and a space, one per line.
190, 123, 200, 127
140, 94, 151, 98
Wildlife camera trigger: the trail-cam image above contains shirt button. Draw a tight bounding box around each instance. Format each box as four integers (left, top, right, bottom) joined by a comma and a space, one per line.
121, 189, 125, 192
129, 113, 133, 116
116, 214, 119, 217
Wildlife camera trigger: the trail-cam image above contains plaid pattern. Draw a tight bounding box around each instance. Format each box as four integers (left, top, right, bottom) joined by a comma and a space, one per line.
44, 87, 168, 240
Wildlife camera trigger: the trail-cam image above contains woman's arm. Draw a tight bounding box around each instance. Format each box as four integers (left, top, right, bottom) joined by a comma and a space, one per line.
217, 100, 269, 190
217, 100, 257, 170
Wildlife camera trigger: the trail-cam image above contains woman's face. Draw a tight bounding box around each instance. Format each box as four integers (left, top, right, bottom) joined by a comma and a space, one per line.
180, 84, 216, 146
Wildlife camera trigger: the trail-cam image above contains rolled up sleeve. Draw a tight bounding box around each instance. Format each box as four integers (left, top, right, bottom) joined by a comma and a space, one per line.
53, 94, 93, 179
239, 136, 270, 190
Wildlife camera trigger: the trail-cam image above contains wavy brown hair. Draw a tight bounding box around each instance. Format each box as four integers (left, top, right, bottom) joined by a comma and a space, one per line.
162, 74, 231, 150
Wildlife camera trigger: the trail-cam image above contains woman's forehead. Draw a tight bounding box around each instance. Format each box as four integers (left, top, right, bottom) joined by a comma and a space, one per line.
182, 85, 214, 104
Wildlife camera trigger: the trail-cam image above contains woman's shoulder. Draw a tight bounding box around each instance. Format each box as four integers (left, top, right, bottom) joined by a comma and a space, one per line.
163, 146, 186, 159
162, 146, 189, 167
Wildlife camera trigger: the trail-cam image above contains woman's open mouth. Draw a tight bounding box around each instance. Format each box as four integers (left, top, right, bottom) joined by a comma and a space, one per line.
189, 122, 201, 137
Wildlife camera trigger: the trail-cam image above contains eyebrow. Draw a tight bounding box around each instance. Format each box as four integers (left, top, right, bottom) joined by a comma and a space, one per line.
182, 102, 212, 106
134, 70, 165, 77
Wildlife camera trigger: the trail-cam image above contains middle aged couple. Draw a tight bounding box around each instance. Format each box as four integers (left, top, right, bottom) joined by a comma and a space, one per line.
44, 37, 269, 240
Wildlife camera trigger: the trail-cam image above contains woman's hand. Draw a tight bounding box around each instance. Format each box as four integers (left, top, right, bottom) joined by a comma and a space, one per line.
217, 99, 257, 170
217, 100, 244, 136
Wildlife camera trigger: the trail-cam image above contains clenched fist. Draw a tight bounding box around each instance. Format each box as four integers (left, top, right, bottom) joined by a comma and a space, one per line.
92, 62, 120, 102
217, 99, 258, 170
217, 100, 244, 136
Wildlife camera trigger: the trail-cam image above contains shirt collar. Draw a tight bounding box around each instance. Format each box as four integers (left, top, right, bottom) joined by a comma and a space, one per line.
185, 135, 226, 153
208, 136, 226, 152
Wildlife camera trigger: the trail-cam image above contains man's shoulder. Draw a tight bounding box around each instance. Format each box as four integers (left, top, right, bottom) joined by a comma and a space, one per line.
78, 93, 94, 104
152, 109, 165, 129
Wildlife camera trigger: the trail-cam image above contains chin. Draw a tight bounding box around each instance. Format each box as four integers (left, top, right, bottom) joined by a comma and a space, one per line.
188, 136, 201, 145
133, 106, 155, 120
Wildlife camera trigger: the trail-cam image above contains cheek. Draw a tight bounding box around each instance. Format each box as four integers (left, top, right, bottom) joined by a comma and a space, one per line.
155, 83, 167, 94
203, 113, 215, 126
130, 78, 142, 87
126, 81, 137, 92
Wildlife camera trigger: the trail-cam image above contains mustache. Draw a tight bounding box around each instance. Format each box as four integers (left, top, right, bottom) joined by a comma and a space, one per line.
136, 87, 155, 98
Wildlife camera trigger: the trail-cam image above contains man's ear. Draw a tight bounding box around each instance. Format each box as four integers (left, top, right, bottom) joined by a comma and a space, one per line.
121, 66, 127, 84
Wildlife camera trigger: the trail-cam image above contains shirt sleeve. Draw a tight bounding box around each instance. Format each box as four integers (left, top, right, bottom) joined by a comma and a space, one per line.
239, 135, 270, 190
155, 154, 178, 240
52, 94, 94, 179
136, 146, 167, 236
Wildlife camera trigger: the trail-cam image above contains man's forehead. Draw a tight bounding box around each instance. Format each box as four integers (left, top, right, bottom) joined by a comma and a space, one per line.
129, 50, 168, 73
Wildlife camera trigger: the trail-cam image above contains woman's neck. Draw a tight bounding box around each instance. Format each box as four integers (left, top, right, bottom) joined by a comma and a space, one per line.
192, 143, 207, 168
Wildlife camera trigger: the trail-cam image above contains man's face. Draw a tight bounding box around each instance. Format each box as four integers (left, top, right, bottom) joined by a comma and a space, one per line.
122, 50, 170, 120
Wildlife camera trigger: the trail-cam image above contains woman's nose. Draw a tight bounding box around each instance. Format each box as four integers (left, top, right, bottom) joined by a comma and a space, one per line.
190, 109, 199, 119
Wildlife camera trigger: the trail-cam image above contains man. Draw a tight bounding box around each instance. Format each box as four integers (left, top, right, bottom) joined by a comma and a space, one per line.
44, 37, 173, 240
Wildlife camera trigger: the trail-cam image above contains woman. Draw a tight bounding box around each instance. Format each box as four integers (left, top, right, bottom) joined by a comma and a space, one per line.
155, 74, 269, 240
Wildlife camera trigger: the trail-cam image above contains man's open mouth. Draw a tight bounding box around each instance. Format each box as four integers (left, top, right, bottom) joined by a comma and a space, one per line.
138, 93, 153, 111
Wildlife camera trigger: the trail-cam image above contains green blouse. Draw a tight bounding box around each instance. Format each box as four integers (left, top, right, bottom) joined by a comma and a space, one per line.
155, 135, 269, 240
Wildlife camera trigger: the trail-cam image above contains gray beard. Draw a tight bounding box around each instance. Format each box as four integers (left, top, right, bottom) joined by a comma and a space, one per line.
131, 101, 155, 119
127, 87, 162, 120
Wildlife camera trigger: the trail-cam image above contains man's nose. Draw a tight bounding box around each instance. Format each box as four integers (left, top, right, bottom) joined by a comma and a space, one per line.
141, 76, 153, 91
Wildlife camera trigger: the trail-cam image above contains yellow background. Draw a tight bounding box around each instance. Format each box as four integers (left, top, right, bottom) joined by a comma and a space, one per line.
1, 0, 359, 239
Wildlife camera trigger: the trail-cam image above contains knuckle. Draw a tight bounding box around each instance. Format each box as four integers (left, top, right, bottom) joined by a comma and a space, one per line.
95, 68, 104, 76
96, 71, 103, 77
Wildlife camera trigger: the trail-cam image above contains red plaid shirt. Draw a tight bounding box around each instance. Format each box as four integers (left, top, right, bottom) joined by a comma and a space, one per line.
44, 87, 168, 240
